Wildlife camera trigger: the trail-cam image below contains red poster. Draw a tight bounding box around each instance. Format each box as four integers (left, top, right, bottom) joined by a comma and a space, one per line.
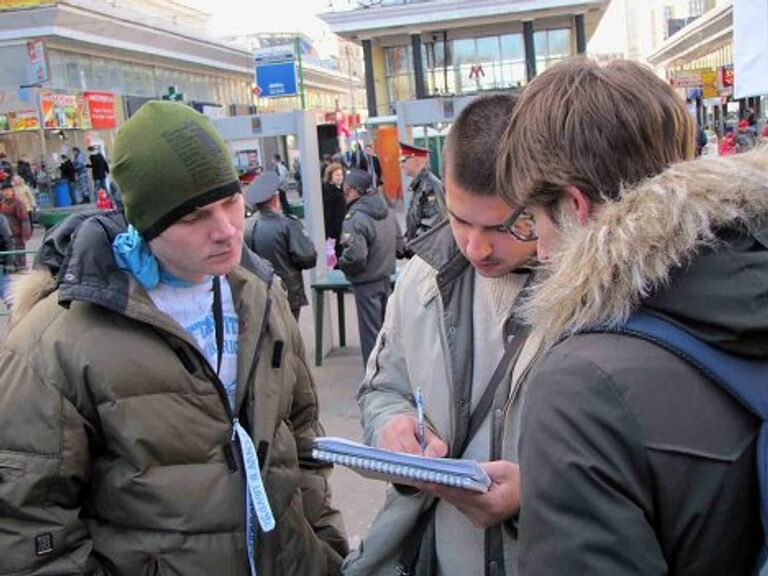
84, 91, 116, 129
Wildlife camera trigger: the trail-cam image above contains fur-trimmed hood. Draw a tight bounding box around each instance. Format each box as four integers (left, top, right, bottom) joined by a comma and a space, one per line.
527, 148, 768, 357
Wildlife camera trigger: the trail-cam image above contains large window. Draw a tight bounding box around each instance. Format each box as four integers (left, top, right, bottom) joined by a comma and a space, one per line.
533, 29, 572, 73
47, 49, 251, 105
385, 45, 416, 104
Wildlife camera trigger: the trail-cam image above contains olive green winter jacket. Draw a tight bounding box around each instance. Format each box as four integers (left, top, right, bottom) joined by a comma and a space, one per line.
0, 212, 348, 576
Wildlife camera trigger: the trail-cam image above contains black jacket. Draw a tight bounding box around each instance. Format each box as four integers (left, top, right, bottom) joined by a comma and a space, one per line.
89, 152, 110, 180
244, 209, 317, 310
518, 152, 768, 575
322, 181, 345, 243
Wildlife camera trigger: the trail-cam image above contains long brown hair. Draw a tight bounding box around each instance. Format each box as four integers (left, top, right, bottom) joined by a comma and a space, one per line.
324, 162, 344, 184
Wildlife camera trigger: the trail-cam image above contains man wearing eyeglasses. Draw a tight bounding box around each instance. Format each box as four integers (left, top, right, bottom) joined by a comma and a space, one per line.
400, 142, 446, 246
344, 94, 542, 576
500, 58, 766, 575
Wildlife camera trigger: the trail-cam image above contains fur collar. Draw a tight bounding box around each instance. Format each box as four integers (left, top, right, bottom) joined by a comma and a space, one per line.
527, 147, 768, 344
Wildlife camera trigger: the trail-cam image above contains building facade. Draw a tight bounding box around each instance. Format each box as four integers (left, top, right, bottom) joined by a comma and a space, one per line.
0, 0, 253, 167
320, 0, 609, 118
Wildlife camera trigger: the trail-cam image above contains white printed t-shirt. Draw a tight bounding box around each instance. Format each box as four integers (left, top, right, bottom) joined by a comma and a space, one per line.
148, 276, 240, 410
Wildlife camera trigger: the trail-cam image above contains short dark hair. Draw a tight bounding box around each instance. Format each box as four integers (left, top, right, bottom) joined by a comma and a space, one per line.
443, 93, 518, 197
273, 154, 281, 161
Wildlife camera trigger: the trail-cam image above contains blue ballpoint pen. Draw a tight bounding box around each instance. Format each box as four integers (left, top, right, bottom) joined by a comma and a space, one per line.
415, 387, 426, 456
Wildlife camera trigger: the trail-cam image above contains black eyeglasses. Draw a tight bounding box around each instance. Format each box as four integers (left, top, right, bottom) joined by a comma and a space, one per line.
503, 205, 538, 242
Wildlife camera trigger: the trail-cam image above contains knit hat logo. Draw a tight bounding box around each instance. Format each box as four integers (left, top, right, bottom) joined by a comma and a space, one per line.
112, 101, 239, 241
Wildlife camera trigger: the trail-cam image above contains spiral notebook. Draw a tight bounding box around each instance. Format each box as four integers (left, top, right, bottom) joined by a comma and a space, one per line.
312, 436, 491, 493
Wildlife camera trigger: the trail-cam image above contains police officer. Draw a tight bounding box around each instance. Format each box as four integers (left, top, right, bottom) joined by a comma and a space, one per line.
338, 168, 403, 364
400, 142, 445, 244
245, 172, 317, 320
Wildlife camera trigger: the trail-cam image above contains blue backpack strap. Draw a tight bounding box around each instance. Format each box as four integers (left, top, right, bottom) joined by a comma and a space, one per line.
610, 312, 768, 574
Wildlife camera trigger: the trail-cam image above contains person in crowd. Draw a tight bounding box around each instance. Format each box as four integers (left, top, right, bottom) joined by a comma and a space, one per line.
72, 146, 92, 203
401, 142, 445, 245
719, 129, 737, 156
320, 153, 333, 179
735, 118, 758, 153
0, 212, 11, 304
337, 168, 403, 364
0, 179, 31, 271
357, 143, 383, 192
345, 93, 541, 576
322, 162, 346, 265
11, 174, 36, 224
0, 101, 348, 576
16, 154, 36, 189
244, 171, 317, 321
88, 145, 110, 193
59, 153, 76, 204
493, 56, 766, 574
0, 151, 13, 187
271, 153, 291, 214
34, 160, 50, 197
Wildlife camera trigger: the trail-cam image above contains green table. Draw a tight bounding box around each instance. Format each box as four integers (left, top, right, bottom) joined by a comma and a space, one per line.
310, 268, 400, 366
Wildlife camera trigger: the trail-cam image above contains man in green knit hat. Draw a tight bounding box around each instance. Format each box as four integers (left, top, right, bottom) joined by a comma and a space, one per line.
0, 101, 348, 576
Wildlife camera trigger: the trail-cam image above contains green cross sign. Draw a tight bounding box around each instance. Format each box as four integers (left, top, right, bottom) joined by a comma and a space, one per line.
161, 85, 184, 102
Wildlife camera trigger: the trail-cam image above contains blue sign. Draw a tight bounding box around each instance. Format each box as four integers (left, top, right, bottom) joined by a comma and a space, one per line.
255, 62, 298, 98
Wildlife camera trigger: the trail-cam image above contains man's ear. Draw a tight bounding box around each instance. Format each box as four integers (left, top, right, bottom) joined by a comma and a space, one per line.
562, 186, 592, 225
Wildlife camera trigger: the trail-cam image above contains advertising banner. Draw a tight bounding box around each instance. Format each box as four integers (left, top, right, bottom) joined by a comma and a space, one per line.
670, 70, 702, 89
700, 69, 719, 99
84, 91, 116, 129
26, 39, 48, 84
0, 0, 55, 10
40, 92, 90, 129
719, 64, 734, 97
8, 109, 40, 131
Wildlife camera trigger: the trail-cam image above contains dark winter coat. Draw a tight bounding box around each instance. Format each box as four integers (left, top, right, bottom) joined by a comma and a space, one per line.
245, 209, 317, 311
518, 150, 768, 575
338, 192, 403, 284
0, 212, 348, 576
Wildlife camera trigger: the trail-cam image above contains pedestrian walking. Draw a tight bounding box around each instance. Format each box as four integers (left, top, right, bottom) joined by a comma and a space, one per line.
88, 145, 110, 193
0, 179, 31, 271
72, 146, 92, 203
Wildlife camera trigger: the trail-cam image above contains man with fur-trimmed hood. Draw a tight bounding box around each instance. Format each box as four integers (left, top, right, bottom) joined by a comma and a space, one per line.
496, 57, 768, 574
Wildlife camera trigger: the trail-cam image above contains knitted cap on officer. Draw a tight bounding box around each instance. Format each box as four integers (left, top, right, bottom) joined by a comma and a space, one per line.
344, 168, 373, 195
112, 101, 239, 241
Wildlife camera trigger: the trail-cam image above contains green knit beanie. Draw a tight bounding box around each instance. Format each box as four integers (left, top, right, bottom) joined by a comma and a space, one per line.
112, 101, 239, 240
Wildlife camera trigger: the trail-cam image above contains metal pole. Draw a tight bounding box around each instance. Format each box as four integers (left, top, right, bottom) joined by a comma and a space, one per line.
295, 37, 306, 111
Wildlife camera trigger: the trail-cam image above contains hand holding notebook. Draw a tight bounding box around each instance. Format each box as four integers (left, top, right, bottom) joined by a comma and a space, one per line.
312, 436, 492, 493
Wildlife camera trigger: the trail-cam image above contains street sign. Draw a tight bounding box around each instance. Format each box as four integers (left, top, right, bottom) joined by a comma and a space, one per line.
255, 62, 298, 98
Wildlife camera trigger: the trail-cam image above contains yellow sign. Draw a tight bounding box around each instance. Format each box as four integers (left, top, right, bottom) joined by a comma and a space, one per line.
701, 69, 719, 99
0, 0, 55, 10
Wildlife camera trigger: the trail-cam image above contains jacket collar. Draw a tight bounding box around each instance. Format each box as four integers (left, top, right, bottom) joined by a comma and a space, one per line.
526, 148, 768, 345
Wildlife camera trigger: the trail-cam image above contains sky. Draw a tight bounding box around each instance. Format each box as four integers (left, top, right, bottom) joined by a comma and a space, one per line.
187, 0, 333, 37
